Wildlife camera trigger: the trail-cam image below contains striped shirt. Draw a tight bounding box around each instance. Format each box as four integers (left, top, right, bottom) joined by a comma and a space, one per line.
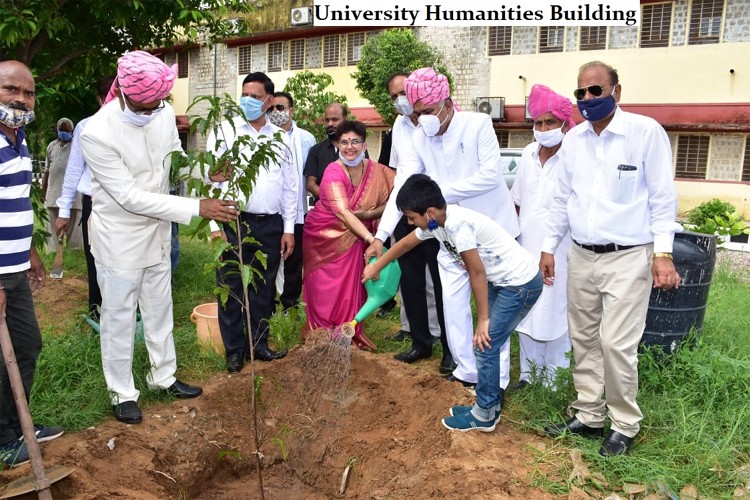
0, 128, 33, 274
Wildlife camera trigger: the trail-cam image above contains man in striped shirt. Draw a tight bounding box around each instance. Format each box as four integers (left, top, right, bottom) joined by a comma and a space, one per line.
0, 60, 63, 468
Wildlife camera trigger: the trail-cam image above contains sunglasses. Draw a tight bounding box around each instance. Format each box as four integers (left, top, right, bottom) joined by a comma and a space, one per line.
573, 84, 613, 101
271, 104, 287, 111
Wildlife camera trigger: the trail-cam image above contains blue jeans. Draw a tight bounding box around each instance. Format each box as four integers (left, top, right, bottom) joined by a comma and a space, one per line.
473, 272, 543, 420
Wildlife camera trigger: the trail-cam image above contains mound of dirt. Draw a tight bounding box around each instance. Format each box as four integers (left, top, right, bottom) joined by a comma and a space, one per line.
0, 334, 561, 499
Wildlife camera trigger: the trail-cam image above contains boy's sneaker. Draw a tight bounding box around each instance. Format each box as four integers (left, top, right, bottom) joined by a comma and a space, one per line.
33, 424, 64, 443
442, 410, 498, 433
0, 438, 30, 468
449, 405, 473, 416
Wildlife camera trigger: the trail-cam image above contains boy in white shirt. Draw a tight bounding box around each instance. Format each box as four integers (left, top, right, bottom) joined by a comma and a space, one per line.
363, 174, 543, 432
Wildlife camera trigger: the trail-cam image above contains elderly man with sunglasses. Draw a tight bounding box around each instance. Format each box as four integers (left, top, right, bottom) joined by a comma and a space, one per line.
540, 61, 681, 456
81, 51, 238, 424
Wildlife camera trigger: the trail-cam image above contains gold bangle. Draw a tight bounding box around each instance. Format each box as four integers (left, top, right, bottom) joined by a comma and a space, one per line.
654, 252, 673, 260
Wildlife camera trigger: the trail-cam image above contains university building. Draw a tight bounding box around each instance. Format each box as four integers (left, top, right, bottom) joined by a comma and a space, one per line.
163, 0, 750, 217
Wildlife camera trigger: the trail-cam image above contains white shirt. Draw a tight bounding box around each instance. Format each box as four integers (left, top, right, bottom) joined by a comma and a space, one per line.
542, 107, 680, 255
511, 142, 571, 340
81, 100, 199, 269
389, 114, 417, 169
206, 116, 299, 233
415, 205, 538, 287
57, 116, 92, 217
285, 121, 316, 224
376, 111, 519, 242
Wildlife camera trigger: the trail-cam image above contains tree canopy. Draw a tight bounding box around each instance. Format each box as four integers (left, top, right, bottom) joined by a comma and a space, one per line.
352, 29, 453, 126
283, 71, 348, 142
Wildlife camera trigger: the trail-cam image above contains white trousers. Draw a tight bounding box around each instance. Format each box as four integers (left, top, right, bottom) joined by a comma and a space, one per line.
97, 258, 177, 405
518, 331, 571, 386
438, 250, 510, 387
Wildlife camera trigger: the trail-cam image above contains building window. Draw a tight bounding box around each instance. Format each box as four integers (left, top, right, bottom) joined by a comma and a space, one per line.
742, 137, 750, 182
367, 30, 382, 41
177, 52, 189, 79
347, 32, 365, 66
580, 26, 607, 51
238, 46, 252, 74
688, 0, 723, 45
290, 39, 305, 70
641, 2, 673, 48
488, 27, 512, 56
268, 42, 283, 72
495, 130, 509, 148
539, 27, 564, 53
323, 35, 340, 67
675, 135, 710, 179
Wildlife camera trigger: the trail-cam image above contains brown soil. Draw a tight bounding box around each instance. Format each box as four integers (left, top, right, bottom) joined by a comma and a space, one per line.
2, 288, 567, 500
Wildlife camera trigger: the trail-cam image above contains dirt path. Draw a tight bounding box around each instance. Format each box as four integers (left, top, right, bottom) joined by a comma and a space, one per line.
2, 284, 566, 499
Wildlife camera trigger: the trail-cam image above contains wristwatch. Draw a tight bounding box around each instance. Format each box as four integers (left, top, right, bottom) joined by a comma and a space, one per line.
653, 252, 673, 260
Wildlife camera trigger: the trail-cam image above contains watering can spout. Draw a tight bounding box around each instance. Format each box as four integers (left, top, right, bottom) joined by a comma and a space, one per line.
353, 252, 401, 324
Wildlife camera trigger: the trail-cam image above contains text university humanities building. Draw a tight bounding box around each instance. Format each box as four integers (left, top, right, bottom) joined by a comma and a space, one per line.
163, 0, 750, 217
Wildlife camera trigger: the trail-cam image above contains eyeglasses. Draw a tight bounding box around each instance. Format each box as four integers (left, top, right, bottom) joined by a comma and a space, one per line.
123, 92, 164, 115
271, 104, 287, 111
573, 84, 613, 101
338, 139, 364, 147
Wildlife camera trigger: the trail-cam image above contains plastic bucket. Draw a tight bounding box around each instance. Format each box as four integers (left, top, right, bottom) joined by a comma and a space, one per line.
190, 303, 224, 355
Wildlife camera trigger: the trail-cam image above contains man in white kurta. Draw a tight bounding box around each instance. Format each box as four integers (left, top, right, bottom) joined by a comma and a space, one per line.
510, 84, 574, 388
82, 51, 238, 424
367, 68, 519, 386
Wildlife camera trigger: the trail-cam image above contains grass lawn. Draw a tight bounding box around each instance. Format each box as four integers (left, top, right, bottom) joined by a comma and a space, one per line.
30, 230, 750, 498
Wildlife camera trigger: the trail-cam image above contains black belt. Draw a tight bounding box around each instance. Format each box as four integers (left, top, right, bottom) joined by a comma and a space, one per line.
573, 240, 640, 254
243, 213, 275, 220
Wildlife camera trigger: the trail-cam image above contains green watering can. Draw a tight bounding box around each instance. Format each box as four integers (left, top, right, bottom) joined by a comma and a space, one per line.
344, 252, 402, 332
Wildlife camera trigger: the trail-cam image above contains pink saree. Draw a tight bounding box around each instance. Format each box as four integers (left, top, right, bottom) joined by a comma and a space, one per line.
302, 160, 395, 347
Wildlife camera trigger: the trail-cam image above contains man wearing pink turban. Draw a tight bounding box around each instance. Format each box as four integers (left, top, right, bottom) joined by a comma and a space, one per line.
366, 67, 520, 395
81, 50, 239, 424
510, 84, 574, 391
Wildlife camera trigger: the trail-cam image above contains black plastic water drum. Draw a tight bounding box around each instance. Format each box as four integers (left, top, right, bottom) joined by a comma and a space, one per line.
641, 231, 717, 354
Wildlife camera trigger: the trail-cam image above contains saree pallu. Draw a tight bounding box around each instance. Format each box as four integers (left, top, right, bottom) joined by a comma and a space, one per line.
302, 160, 395, 341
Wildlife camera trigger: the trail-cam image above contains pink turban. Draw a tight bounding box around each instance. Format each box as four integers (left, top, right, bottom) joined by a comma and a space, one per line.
105, 50, 178, 104
404, 68, 450, 106
527, 84, 574, 129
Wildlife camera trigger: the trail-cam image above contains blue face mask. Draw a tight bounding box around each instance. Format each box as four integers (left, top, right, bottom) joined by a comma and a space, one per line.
240, 96, 267, 122
577, 94, 616, 123
57, 130, 73, 142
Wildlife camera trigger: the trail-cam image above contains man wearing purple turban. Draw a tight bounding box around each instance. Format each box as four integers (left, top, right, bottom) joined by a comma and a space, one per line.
510, 84, 574, 390
81, 51, 239, 424
366, 68, 520, 392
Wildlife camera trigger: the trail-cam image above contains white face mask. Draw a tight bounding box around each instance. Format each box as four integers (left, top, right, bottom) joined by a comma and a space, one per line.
533, 126, 565, 148
418, 102, 448, 137
121, 104, 160, 127
393, 95, 413, 116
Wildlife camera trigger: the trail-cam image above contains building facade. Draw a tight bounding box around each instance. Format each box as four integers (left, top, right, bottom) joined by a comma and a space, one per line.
166, 0, 750, 217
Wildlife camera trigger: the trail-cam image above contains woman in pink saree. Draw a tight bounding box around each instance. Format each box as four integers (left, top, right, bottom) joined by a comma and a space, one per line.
303, 121, 395, 349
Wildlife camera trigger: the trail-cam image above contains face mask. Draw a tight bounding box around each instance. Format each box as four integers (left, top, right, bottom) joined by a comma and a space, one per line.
268, 109, 290, 128
57, 130, 73, 142
121, 104, 160, 127
418, 102, 448, 137
240, 96, 267, 122
0, 102, 35, 129
339, 150, 365, 167
533, 126, 565, 148
394, 95, 413, 116
577, 87, 616, 122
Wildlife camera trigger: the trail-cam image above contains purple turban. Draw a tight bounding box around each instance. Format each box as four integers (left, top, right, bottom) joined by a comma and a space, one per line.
404, 68, 450, 107
105, 50, 178, 104
527, 84, 574, 129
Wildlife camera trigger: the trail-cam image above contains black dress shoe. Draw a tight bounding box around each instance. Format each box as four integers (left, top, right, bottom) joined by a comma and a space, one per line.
226, 353, 244, 373
254, 346, 287, 362
509, 380, 531, 391
599, 430, 635, 456
394, 349, 431, 363
113, 401, 142, 424
439, 352, 457, 375
443, 373, 475, 388
385, 330, 411, 342
167, 380, 203, 399
544, 417, 604, 439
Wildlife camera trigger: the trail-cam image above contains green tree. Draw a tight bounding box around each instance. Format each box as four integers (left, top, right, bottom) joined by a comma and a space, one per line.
283, 70, 348, 142
352, 28, 453, 126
